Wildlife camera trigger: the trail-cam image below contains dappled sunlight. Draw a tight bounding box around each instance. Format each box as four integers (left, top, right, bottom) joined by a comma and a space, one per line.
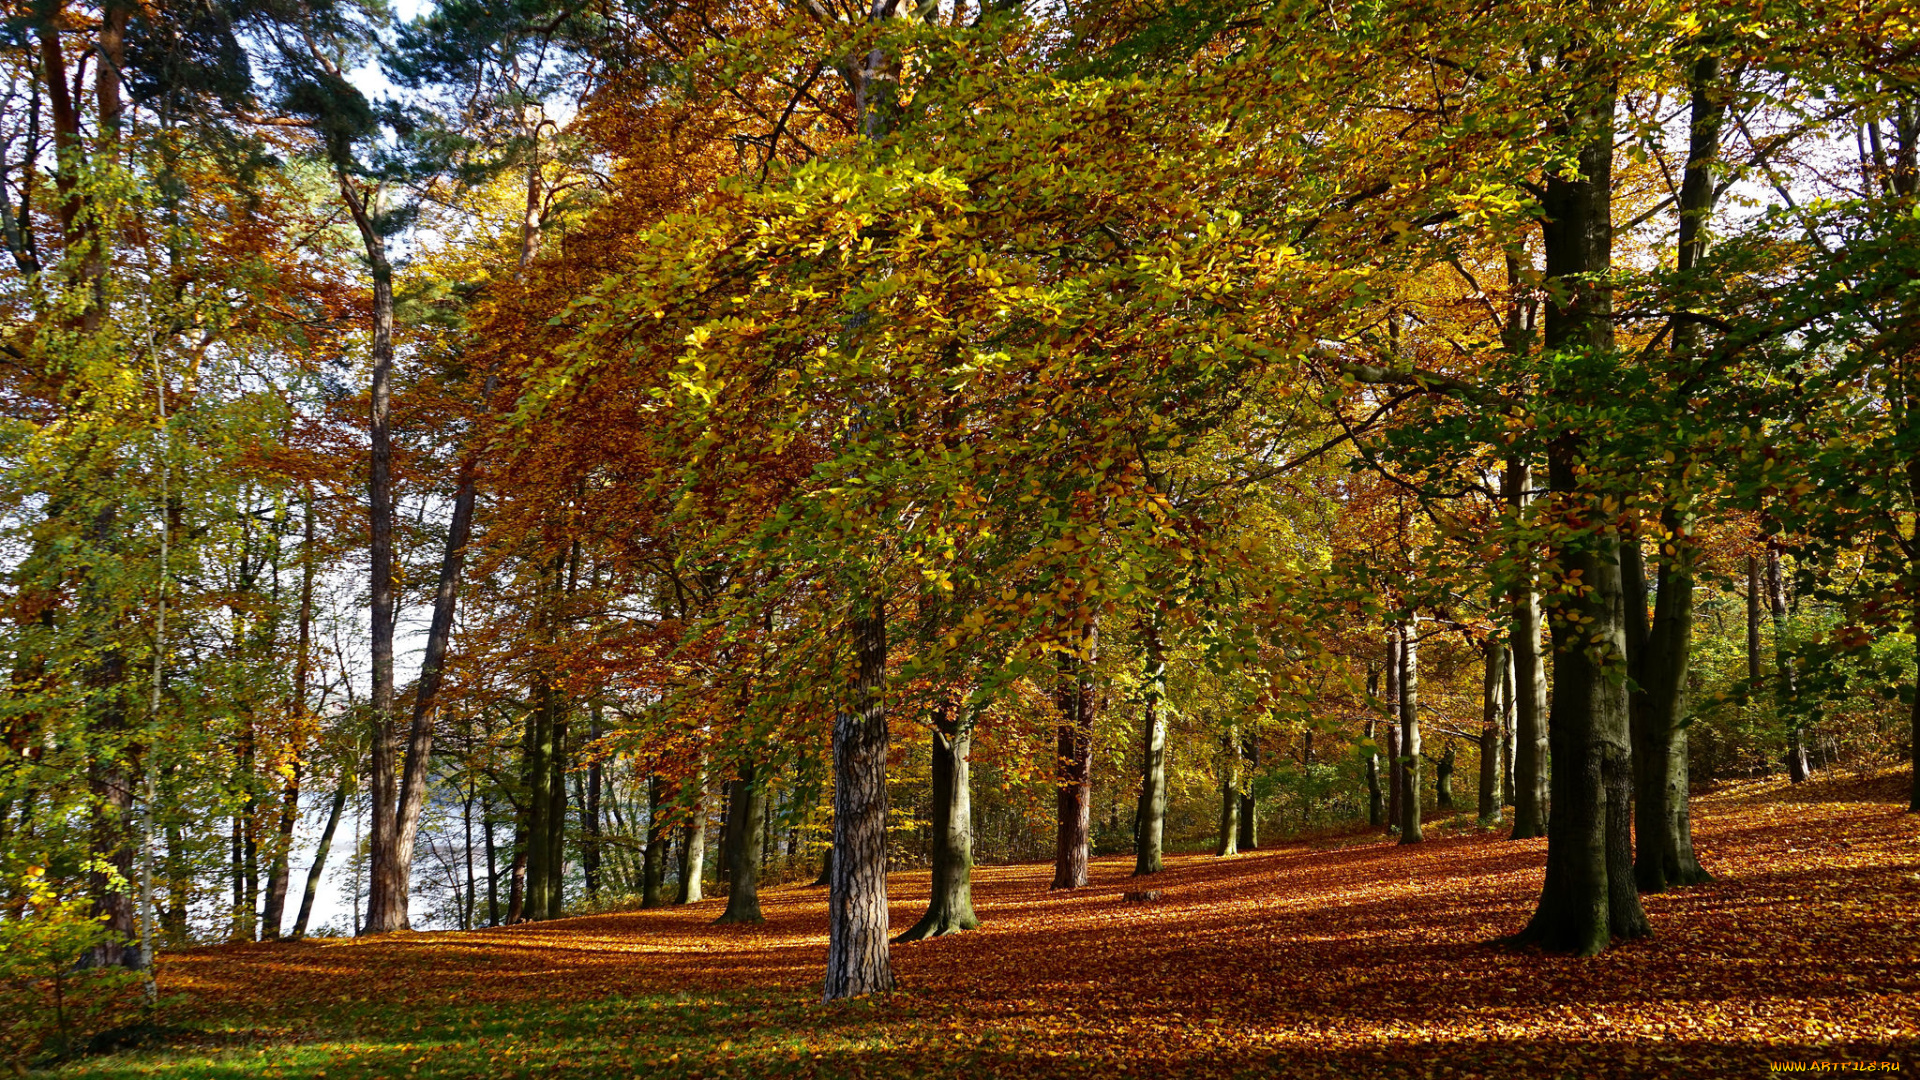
88, 770, 1920, 1079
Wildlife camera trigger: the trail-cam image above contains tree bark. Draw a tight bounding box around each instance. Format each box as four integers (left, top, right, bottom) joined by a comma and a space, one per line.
1051, 624, 1096, 889
1769, 544, 1811, 782
1479, 639, 1505, 825
676, 764, 707, 904
898, 697, 978, 941
1508, 457, 1550, 840
1384, 627, 1403, 833
292, 778, 348, 939
1236, 733, 1258, 851
717, 759, 767, 923
641, 774, 668, 908
1399, 618, 1423, 843
343, 175, 405, 936
1507, 79, 1650, 953
824, 603, 894, 1000
1215, 727, 1240, 857
1133, 616, 1168, 875
1366, 718, 1385, 827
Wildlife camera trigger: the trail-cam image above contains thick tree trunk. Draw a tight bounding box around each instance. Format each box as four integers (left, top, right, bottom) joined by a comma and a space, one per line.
898, 699, 978, 941
1501, 651, 1517, 808
1629, 512, 1712, 893
1479, 639, 1505, 825
1507, 84, 1650, 953
262, 762, 300, 940
825, 604, 893, 1000
1508, 458, 1550, 840
1399, 618, 1423, 843
1133, 617, 1168, 875
717, 760, 767, 923
1215, 728, 1239, 857
1051, 625, 1096, 889
1746, 554, 1763, 687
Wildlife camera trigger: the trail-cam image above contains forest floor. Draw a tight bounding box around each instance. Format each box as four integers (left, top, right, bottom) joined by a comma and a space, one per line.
58, 769, 1920, 1079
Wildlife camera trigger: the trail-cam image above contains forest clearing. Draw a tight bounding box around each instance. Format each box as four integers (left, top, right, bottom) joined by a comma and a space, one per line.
54, 771, 1920, 1079
9, 0, 1920, 1075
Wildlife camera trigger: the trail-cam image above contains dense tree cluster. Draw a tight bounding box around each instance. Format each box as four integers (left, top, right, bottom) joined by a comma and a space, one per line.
2, 0, 1915, 1009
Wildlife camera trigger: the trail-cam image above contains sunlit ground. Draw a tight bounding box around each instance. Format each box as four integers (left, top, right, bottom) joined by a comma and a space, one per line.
61, 771, 1920, 1078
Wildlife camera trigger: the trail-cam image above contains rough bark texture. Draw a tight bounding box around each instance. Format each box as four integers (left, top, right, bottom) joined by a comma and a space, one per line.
1508, 458, 1550, 840
1366, 718, 1385, 827
825, 606, 893, 1000
1051, 625, 1096, 890
717, 760, 766, 924
1134, 619, 1169, 875
1399, 619, 1423, 843
898, 700, 978, 941
1508, 81, 1650, 953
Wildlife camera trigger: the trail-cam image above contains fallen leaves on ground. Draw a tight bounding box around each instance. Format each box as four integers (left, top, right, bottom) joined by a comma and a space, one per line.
71, 771, 1920, 1078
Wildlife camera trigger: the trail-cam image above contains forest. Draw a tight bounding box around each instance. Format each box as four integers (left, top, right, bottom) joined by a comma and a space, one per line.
1, 0, 1917, 1074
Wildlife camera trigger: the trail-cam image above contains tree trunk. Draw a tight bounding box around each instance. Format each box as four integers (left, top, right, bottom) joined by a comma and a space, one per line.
1507, 81, 1650, 953
898, 698, 978, 941
676, 764, 707, 904
1746, 554, 1762, 687
523, 691, 553, 920
506, 817, 528, 924
1629, 509, 1712, 893
546, 701, 569, 921
641, 774, 667, 908
585, 707, 604, 898
1508, 458, 1550, 840
484, 796, 499, 926
1133, 616, 1168, 875
292, 778, 348, 939
343, 175, 404, 936
717, 760, 766, 923
824, 603, 894, 1000
1384, 627, 1403, 833
1770, 544, 1811, 782
1366, 718, 1384, 827
1399, 617, 1423, 843
1050, 624, 1096, 890
1236, 733, 1258, 851
1216, 727, 1240, 857
1479, 639, 1505, 825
